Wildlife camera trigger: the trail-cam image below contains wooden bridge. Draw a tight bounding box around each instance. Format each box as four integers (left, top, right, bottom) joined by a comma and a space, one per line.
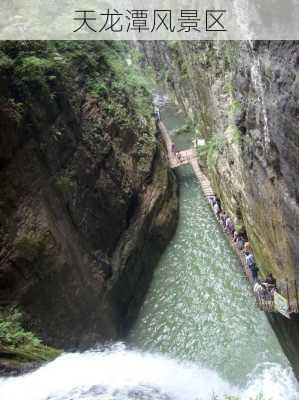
158, 121, 214, 197
158, 119, 299, 319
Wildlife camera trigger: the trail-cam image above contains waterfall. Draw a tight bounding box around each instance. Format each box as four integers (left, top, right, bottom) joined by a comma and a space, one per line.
0, 345, 298, 400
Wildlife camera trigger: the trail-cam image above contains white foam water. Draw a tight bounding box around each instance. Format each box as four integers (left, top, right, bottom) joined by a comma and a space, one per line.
0, 344, 298, 400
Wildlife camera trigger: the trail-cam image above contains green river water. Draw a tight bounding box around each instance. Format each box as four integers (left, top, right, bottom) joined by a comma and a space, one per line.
1, 101, 298, 400
129, 102, 292, 386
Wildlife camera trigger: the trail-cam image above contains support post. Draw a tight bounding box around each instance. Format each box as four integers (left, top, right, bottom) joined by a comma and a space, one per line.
286, 278, 290, 310
295, 279, 299, 312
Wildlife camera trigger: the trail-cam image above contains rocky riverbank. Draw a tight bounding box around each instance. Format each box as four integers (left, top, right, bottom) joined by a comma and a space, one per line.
0, 41, 178, 372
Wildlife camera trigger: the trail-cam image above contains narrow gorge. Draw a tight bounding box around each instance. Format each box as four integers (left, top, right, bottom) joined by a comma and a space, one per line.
0, 40, 298, 400
140, 40, 299, 376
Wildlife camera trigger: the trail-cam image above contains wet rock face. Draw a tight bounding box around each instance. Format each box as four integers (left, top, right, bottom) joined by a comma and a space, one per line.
143, 39, 299, 377
144, 40, 298, 279
232, 41, 299, 278
0, 45, 178, 348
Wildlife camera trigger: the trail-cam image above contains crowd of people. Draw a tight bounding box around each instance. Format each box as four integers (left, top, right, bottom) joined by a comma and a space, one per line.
208, 195, 277, 299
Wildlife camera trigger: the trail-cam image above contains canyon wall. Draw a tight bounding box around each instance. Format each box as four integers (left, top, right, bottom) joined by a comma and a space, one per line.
141, 39, 299, 375
142, 40, 298, 280
0, 41, 178, 351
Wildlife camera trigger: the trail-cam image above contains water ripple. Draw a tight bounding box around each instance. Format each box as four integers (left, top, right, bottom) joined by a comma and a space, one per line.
129, 168, 290, 386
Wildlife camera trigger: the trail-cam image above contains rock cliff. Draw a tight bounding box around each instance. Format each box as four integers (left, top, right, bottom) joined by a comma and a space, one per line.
143, 40, 298, 279
141, 40, 299, 375
0, 41, 178, 354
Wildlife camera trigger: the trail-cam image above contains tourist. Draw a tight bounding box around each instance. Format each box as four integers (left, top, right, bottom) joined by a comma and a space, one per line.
215, 196, 222, 212
244, 241, 251, 253
245, 251, 256, 269
233, 231, 239, 242
154, 106, 161, 121
245, 251, 253, 265
245, 251, 258, 281
251, 264, 259, 282
208, 196, 215, 206
172, 143, 177, 154
265, 273, 277, 288
225, 217, 230, 232
230, 222, 235, 236
214, 195, 222, 211
254, 281, 266, 296
236, 235, 245, 251
220, 213, 227, 227
176, 152, 182, 162
225, 217, 234, 236
213, 201, 220, 219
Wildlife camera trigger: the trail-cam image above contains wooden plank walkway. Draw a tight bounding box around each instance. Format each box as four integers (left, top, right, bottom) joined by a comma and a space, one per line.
159, 121, 214, 198
158, 119, 298, 317
190, 157, 214, 197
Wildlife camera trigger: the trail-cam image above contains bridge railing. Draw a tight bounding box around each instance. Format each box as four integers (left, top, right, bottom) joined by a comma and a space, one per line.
159, 118, 299, 315
276, 278, 299, 313
218, 223, 299, 315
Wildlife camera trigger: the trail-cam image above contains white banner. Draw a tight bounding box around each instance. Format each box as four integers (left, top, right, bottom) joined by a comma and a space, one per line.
0, 0, 298, 40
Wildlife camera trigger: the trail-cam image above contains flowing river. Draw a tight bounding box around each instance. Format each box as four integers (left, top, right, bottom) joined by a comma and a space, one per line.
0, 101, 299, 400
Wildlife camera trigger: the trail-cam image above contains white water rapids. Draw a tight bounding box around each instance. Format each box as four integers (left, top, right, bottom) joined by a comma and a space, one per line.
0, 344, 298, 400
1, 94, 299, 400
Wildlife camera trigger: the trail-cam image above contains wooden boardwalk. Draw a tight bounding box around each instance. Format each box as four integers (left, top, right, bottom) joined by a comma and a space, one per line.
158, 119, 299, 318
190, 157, 214, 197
159, 121, 214, 198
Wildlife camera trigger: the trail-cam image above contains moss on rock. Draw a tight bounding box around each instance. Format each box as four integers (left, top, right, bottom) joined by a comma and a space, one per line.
0, 309, 60, 375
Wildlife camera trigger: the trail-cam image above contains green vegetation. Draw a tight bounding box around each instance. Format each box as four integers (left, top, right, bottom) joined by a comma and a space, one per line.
0, 52, 13, 70
5, 98, 24, 125
228, 99, 241, 117
166, 41, 179, 51
54, 175, 75, 194
82, 42, 155, 130
0, 41, 154, 133
173, 121, 195, 136
198, 135, 226, 170
223, 81, 236, 96
225, 124, 241, 146
15, 55, 54, 81
0, 309, 60, 363
223, 43, 239, 68
16, 235, 47, 262
166, 41, 189, 78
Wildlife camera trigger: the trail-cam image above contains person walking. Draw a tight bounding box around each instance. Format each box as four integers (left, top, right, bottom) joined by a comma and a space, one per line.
220, 213, 227, 227
215, 196, 222, 212
154, 106, 161, 121
265, 273, 277, 287
236, 235, 245, 251
213, 201, 220, 219
225, 217, 234, 236
233, 231, 239, 242
245, 251, 255, 268
251, 264, 259, 282
244, 241, 251, 253
245, 251, 258, 281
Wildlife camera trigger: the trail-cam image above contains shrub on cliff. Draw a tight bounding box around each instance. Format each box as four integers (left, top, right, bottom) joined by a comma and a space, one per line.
15, 236, 46, 262
0, 309, 60, 362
